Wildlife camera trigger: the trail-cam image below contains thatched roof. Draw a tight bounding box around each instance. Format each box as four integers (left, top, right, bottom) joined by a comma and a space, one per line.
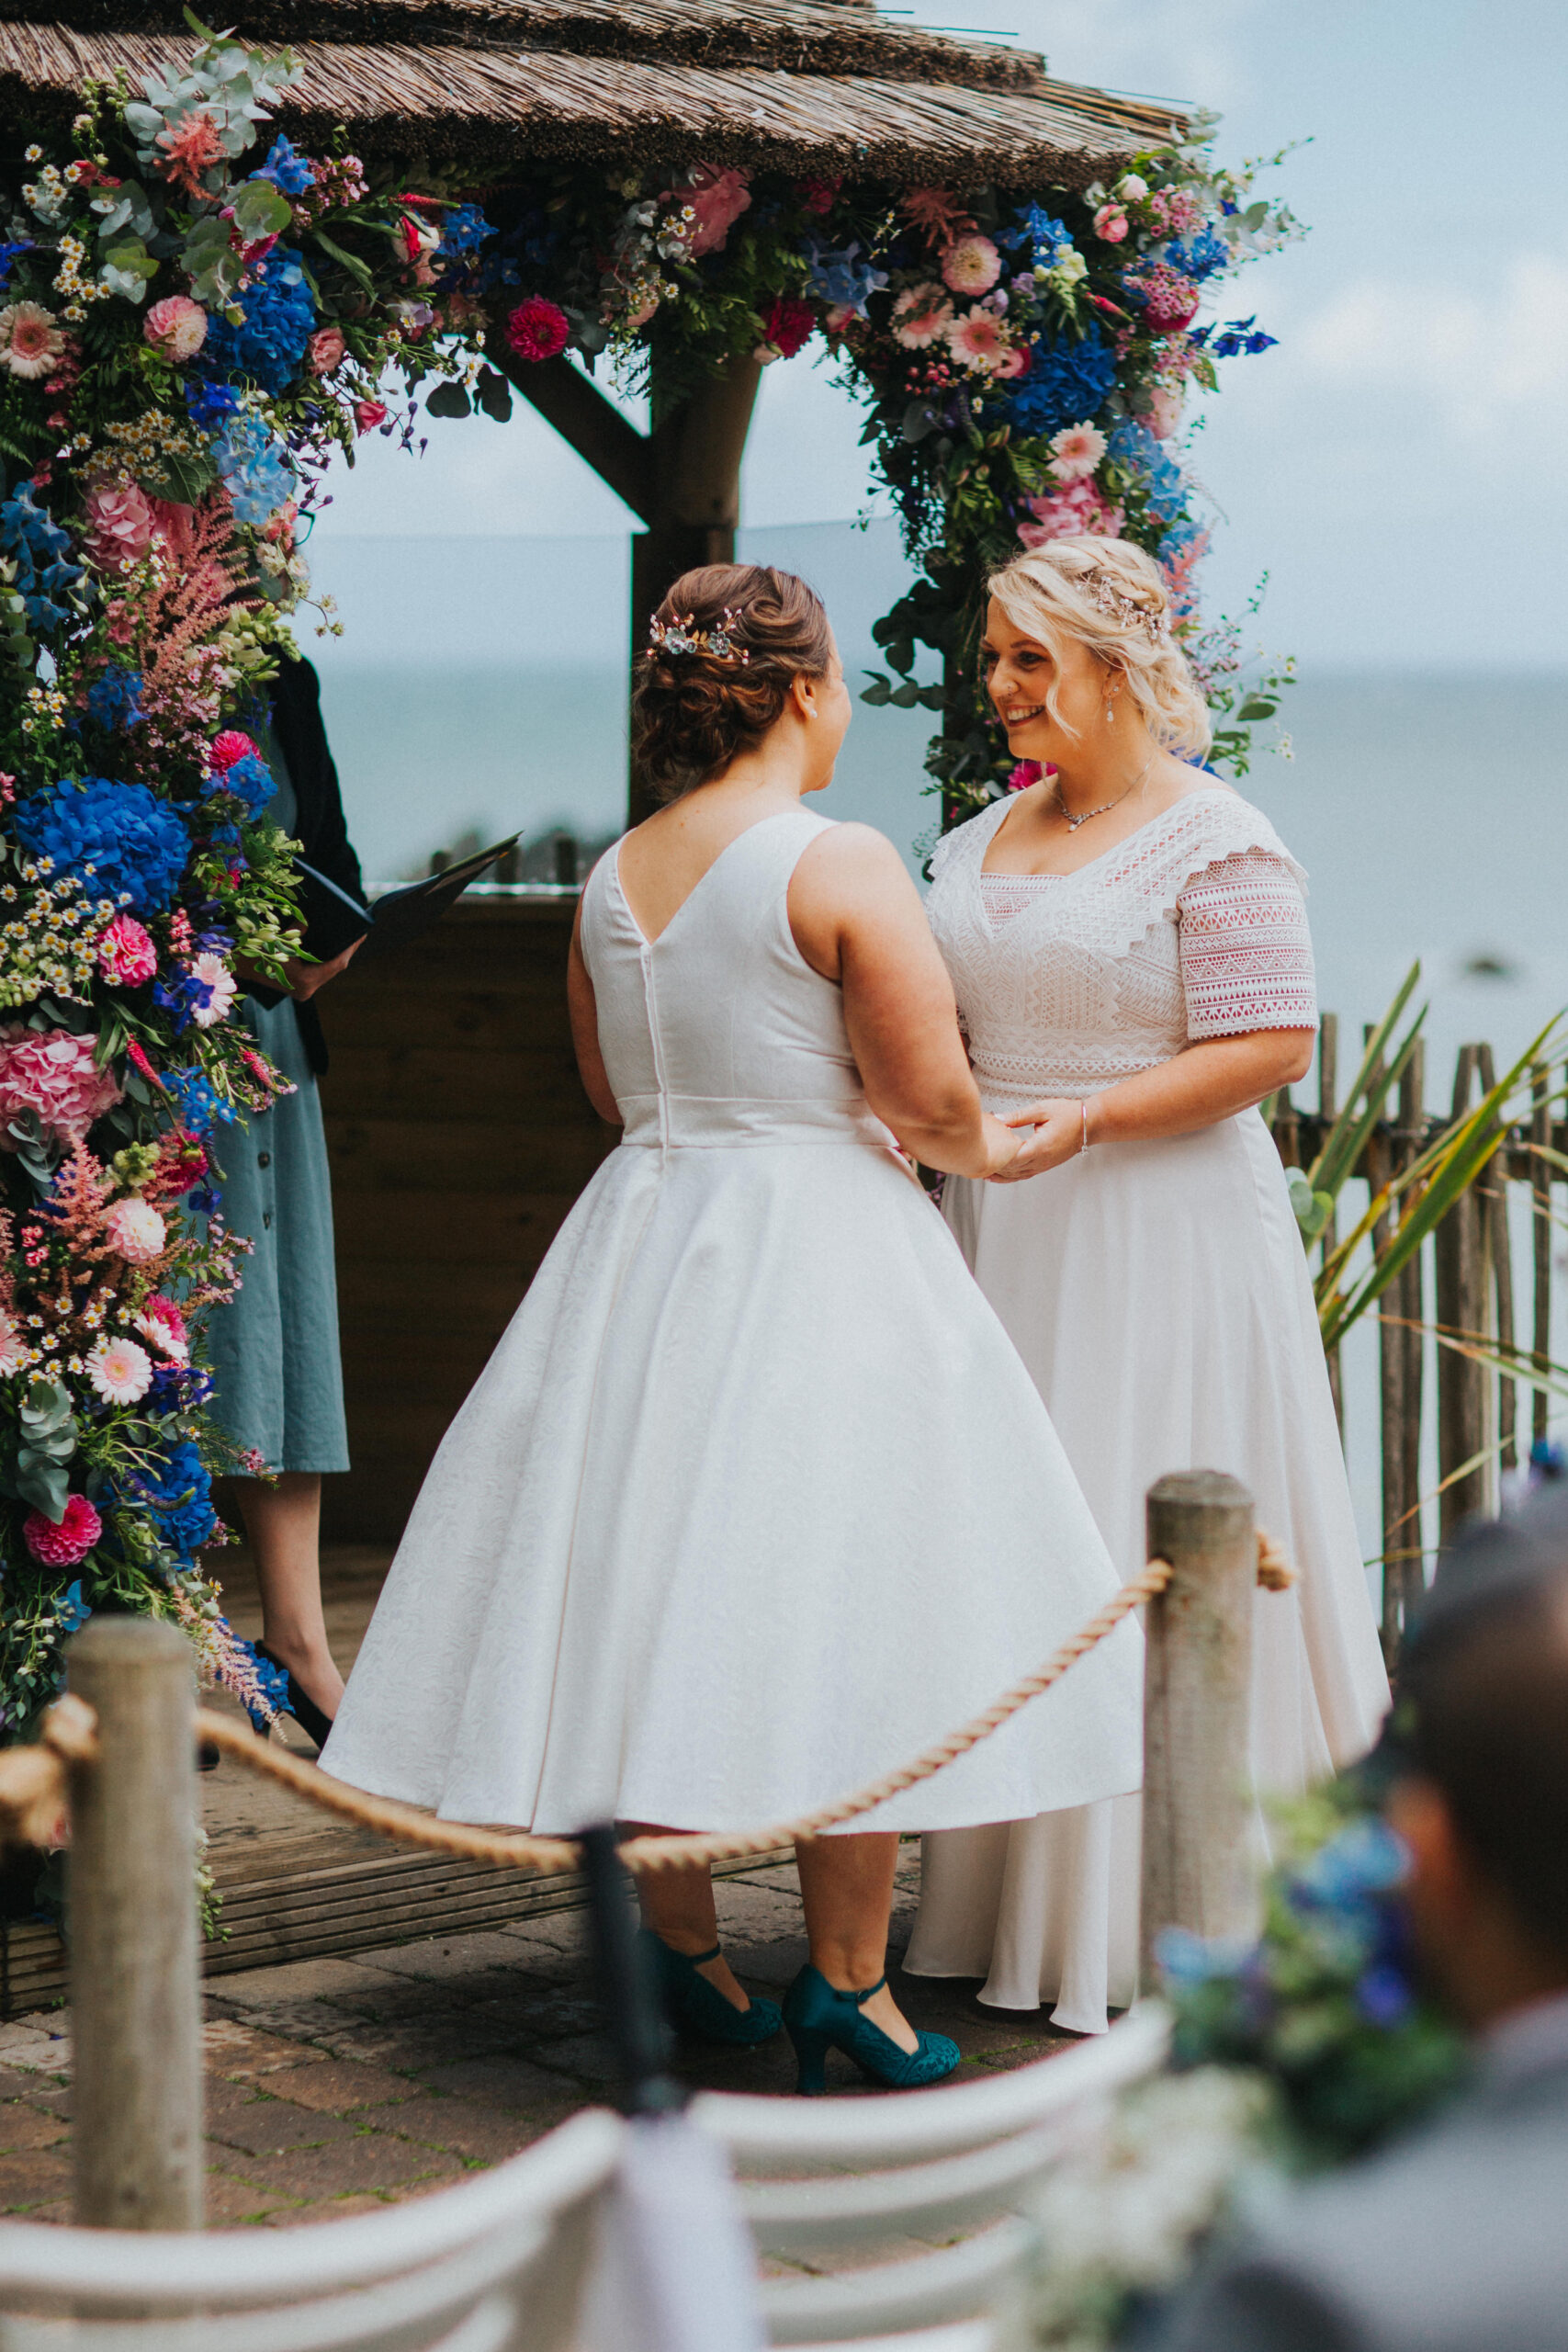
0, 0, 1189, 180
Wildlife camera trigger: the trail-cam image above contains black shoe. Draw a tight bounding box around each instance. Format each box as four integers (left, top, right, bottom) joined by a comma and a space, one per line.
197, 1740, 221, 1772
254, 1643, 335, 1749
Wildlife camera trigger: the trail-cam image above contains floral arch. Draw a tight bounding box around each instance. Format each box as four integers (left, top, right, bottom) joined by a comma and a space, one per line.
0, 25, 1293, 1732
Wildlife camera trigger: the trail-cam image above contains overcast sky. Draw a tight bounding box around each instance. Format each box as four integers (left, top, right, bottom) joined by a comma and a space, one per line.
315, 0, 1567, 673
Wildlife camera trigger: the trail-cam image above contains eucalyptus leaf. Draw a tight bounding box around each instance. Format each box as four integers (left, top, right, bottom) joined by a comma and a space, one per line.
1236, 696, 1278, 722
231, 176, 291, 239
859, 672, 893, 707
15, 1459, 69, 1521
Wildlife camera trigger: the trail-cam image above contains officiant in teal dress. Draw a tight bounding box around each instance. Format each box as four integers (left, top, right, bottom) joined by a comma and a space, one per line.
207, 652, 365, 1747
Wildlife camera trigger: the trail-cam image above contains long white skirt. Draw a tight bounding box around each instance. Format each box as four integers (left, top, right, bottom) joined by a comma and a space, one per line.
321, 1135, 1144, 1838
904, 1108, 1390, 2030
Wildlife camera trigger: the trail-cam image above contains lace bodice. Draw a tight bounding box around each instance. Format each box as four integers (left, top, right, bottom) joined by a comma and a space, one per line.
928, 787, 1316, 1106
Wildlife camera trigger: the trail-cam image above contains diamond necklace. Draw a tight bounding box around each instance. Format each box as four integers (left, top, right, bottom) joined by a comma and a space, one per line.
1055, 755, 1154, 831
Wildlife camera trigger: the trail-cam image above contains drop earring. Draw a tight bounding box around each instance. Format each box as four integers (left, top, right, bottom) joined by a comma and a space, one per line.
1104, 688, 1117, 724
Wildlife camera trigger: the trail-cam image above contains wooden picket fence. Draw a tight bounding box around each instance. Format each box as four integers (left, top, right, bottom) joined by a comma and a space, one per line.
1271, 1013, 1559, 1666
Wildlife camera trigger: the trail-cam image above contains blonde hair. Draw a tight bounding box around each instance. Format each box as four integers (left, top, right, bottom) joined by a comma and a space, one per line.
987, 538, 1212, 759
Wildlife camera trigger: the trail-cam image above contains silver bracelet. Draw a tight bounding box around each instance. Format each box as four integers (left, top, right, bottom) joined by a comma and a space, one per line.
1079, 1100, 1089, 1156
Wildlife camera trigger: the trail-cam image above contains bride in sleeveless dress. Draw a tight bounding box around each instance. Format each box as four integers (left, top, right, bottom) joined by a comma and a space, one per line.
903, 539, 1390, 2034
322, 563, 1142, 2093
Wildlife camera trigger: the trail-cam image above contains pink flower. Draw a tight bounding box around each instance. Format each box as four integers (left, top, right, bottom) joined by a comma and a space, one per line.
1048, 421, 1109, 482
353, 398, 389, 434
142, 295, 207, 360
1124, 263, 1201, 331
1092, 204, 1130, 243
1018, 479, 1125, 547
82, 477, 155, 575
85, 1332, 153, 1405
188, 953, 237, 1030
757, 294, 816, 360
0, 1308, 25, 1376
0, 300, 65, 379
0, 1027, 122, 1151
135, 1295, 189, 1363
24, 1494, 102, 1567
946, 305, 1010, 373
309, 326, 346, 375
891, 284, 953, 349
105, 1197, 166, 1265
207, 730, 259, 775
678, 165, 752, 258
940, 236, 1001, 297
125, 1036, 162, 1089
1007, 760, 1043, 793
1141, 383, 1185, 439
505, 297, 570, 364
97, 913, 157, 987
155, 109, 226, 194
993, 345, 1031, 380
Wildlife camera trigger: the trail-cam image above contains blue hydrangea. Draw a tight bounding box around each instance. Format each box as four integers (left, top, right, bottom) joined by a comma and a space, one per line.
14, 776, 189, 915
212, 414, 297, 529
235, 1635, 290, 1724
254, 135, 315, 198
1165, 226, 1230, 283
185, 375, 241, 433
220, 752, 275, 818
1107, 419, 1190, 524
162, 1065, 237, 1136
803, 238, 888, 317
139, 1441, 216, 1565
0, 484, 84, 632
203, 248, 317, 394
85, 665, 143, 732
1003, 324, 1118, 437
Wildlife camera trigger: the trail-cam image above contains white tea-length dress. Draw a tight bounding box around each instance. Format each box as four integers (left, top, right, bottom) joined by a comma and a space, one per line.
322, 809, 1143, 1838
905, 786, 1390, 2030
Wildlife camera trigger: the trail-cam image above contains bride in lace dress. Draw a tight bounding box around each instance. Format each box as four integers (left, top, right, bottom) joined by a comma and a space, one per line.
904, 539, 1390, 2033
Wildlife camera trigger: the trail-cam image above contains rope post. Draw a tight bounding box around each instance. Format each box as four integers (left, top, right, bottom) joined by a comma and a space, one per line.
1141, 1471, 1258, 1981
66, 1617, 204, 2230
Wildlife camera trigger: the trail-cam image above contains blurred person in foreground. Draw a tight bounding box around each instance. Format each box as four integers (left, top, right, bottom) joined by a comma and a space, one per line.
1163, 1483, 1568, 2352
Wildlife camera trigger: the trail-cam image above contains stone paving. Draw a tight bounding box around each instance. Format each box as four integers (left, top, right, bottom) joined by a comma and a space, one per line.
0, 1856, 1073, 2228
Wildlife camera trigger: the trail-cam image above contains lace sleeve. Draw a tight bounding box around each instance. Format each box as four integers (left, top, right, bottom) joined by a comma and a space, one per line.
1179, 848, 1318, 1039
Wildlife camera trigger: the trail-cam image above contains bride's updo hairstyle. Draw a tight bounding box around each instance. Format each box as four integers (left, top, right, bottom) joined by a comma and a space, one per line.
632, 562, 835, 802
987, 537, 1212, 759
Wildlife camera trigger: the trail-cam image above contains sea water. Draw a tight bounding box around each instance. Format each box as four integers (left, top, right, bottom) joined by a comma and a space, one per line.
308, 523, 1568, 1564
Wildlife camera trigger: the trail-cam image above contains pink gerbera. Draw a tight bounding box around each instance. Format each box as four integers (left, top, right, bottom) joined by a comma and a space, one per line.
946, 306, 1010, 373
86, 1332, 153, 1406
0, 300, 65, 380
1048, 422, 1109, 482
891, 285, 953, 349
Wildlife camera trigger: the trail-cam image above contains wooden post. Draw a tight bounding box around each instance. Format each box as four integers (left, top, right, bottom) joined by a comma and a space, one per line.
1533, 1059, 1552, 1453
1141, 1472, 1258, 1976
1318, 1014, 1342, 1434
1434, 1045, 1486, 1539
66, 1618, 204, 2230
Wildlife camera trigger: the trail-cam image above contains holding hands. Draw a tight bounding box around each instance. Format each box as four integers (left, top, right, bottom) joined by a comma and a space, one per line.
987, 1097, 1088, 1183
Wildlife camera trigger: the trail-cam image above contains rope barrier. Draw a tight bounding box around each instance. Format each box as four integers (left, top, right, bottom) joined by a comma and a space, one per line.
0, 1533, 1294, 1873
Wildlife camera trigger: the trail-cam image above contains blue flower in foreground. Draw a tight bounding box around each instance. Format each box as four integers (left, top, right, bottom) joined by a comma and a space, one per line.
1293, 1817, 1409, 1908
14, 776, 189, 915
1004, 323, 1117, 436
0, 239, 33, 290
56, 1579, 91, 1635
1194, 315, 1279, 358
803, 238, 888, 317
85, 665, 143, 732
254, 135, 315, 198
203, 247, 316, 394
1155, 1926, 1259, 1988
1355, 1962, 1415, 2030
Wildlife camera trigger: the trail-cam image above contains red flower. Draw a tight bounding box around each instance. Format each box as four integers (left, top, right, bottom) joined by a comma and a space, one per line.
207, 730, 259, 775
25, 1494, 102, 1567
505, 298, 570, 364
761, 295, 817, 359
353, 398, 389, 434
795, 176, 841, 218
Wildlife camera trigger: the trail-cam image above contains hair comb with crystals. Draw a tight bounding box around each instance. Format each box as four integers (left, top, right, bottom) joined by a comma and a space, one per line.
1086, 570, 1170, 646
648, 607, 750, 663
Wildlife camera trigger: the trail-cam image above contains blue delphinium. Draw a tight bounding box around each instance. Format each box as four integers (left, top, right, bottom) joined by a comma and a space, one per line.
1006, 203, 1077, 269
14, 776, 189, 915
1197, 315, 1279, 359
185, 375, 241, 433
803, 238, 889, 317
56, 1579, 91, 1635
1004, 323, 1118, 436
1108, 418, 1190, 525
254, 135, 315, 198
0, 484, 84, 632
1166, 226, 1231, 283
85, 665, 143, 732
435, 203, 497, 275
0, 239, 33, 289
212, 414, 297, 528
162, 1065, 237, 1136
218, 751, 275, 818
203, 248, 317, 393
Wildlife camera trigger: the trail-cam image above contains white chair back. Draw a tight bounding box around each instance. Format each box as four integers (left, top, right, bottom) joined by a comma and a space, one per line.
0, 2107, 622, 2352
692, 2004, 1170, 2349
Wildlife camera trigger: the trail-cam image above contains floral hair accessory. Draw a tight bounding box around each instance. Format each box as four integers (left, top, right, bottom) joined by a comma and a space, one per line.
1086, 569, 1170, 645
648, 607, 750, 663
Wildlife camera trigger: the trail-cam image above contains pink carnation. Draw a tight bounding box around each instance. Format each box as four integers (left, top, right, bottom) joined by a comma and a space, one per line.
135, 1295, 189, 1363
0, 1026, 122, 1151
142, 295, 207, 360
677, 165, 752, 258
86, 1332, 153, 1406
105, 1196, 166, 1265
24, 1494, 102, 1567
940, 235, 1001, 296
82, 477, 155, 576
309, 326, 346, 376
97, 913, 157, 987
504, 298, 570, 364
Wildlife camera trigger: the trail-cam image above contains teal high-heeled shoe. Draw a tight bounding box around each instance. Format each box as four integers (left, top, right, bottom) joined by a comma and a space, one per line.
638, 1929, 784, 2047
782, 1962, 961, 2095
